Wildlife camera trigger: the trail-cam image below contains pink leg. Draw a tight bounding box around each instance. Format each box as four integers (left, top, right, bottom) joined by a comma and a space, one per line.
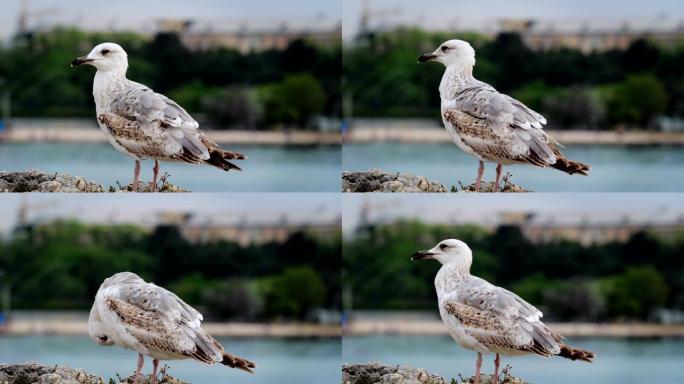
474, 352, 482, 384
133, 353, 144, 384
494, 163, 503, 192
151, 358, 159, 384
132, 160, 141, 192
475, 161, 485, 192
151, 160, 160, 192
494, 353, 500, 384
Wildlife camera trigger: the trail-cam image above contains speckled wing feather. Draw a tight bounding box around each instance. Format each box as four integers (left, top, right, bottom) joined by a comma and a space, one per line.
104, 276, 226, 364
442, 275, 562, 356
107, 80, 210, 161
443, 80, 560, 166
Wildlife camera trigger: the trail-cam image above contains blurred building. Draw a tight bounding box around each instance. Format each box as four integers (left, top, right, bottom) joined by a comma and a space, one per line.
157, 18, 341, 52
499, 19, 684, 53
158, 211, 340, 245
500, 211, 684, 245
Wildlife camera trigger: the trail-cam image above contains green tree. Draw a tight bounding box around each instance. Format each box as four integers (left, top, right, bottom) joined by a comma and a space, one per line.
260, 74, 326, 127
600, 74, 668, 126
259, 266, 326, 320
601, 266, 668, 319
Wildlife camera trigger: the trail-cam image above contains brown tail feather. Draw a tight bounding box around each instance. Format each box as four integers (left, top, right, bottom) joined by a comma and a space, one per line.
221, 353, 256, 373
205, 148, 246, 171
552, 157, 590, 176
558, 344, 595, 363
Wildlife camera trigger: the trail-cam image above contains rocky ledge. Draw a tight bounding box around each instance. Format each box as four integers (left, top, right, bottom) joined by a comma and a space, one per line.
0, 170, 187, 193
0, 362, 188, 384
342, 169, 529, 193
342, 362, 527, 384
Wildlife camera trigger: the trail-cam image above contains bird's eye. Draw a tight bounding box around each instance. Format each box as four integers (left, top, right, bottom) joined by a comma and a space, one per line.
440, 243, 448, 250
98, 336, 108, 342
441, 46, 450, 52
101, 49, 110, 55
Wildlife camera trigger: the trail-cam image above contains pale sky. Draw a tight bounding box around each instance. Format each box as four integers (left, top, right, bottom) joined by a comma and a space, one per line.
0, 0, 341, 39
343, 0, 684, 40
0, 194, 341, 235
342, 194, 684, 236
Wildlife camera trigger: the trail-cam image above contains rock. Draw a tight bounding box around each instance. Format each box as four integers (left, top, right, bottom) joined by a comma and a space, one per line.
342, 169, 447, 193
0, 170, 187, 193
0, 170, 105, 192
459, 172, 530, 193
0, 362, 103, 384
117, 365, 189, 384
342, 362, 447, 384
342, 169, 530, 193
342, 362, 527, 384
0, 362, 189, 384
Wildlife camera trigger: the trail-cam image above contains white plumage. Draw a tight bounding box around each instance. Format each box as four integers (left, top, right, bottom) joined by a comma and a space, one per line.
72, 42, 245, 192
418, 40, 589, 191
412, 239, 594, 384
89, 272, 255, 384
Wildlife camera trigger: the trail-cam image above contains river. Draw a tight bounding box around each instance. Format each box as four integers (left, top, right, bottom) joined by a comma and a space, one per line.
0, 143, 341, 192
343, 335, 683, 384
0, 335, 340, 383
343, 143, 684, 192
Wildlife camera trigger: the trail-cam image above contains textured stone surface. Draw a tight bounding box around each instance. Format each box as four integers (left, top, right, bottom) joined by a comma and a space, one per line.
342, 362, 447, 384
459, 173, 531, 193
342, 362, 527, 384
0, 169, 104, 192
0, 362, 103, 384
0, 169, 187, 193
0, 362, 189, 384
342, 169, 448, 193
342, 169, 529, 193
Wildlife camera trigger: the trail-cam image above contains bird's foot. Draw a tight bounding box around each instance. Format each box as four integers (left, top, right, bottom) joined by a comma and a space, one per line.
149, 181, 157, 193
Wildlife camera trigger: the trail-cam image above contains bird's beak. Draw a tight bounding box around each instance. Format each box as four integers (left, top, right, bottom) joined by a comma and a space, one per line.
411, 250, 434, 261
71, 56, 93, 67
417, 53, 437, 63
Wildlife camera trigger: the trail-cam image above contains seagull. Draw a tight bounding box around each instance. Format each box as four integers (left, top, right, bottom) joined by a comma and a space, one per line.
71, 42, 246, 192
89, 272, 255, 384
411, 239, 594, 384
418, 40, 590, 192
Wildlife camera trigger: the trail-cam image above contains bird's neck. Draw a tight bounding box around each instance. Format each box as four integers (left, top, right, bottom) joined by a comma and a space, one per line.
439, 64, 474, 99
435, 262, 471, 295
93, 69, 127, 107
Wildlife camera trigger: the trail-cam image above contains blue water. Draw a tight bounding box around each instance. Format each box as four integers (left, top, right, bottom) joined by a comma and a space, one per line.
0, 335, 341, 383
343, 143, 684, 192
343, 335, 683, 384
0, 143, 341, 192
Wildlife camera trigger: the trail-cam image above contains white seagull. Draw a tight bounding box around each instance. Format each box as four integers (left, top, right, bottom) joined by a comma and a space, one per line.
418, 40, 589, 191
89, 272, 255, 384
411, 239, 593, 384
71, 42, 246, 192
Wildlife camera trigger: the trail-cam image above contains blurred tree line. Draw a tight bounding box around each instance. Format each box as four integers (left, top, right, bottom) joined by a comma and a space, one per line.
344, 220, 684, 321
344, 28, 684, 129
0, 28, 341, 129
0, 221, 341, 321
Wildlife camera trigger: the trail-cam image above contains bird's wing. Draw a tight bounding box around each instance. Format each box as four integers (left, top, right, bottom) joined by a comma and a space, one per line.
109, 81, 210, 161
443, 81, 559, 165
442, 276, 561, 356
104, 281, 225, 364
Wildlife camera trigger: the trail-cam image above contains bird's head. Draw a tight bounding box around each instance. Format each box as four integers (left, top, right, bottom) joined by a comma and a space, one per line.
88, 305, 114, 346
418, 39, 475, 69
411, 238, 473, 270
71, 42, 128, 72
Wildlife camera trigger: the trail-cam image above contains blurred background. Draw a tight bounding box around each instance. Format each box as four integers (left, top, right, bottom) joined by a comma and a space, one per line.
342, 0, 684, 191
0, 0, 341, 191
0, 194, 341, 383
342, 194, 684, 383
